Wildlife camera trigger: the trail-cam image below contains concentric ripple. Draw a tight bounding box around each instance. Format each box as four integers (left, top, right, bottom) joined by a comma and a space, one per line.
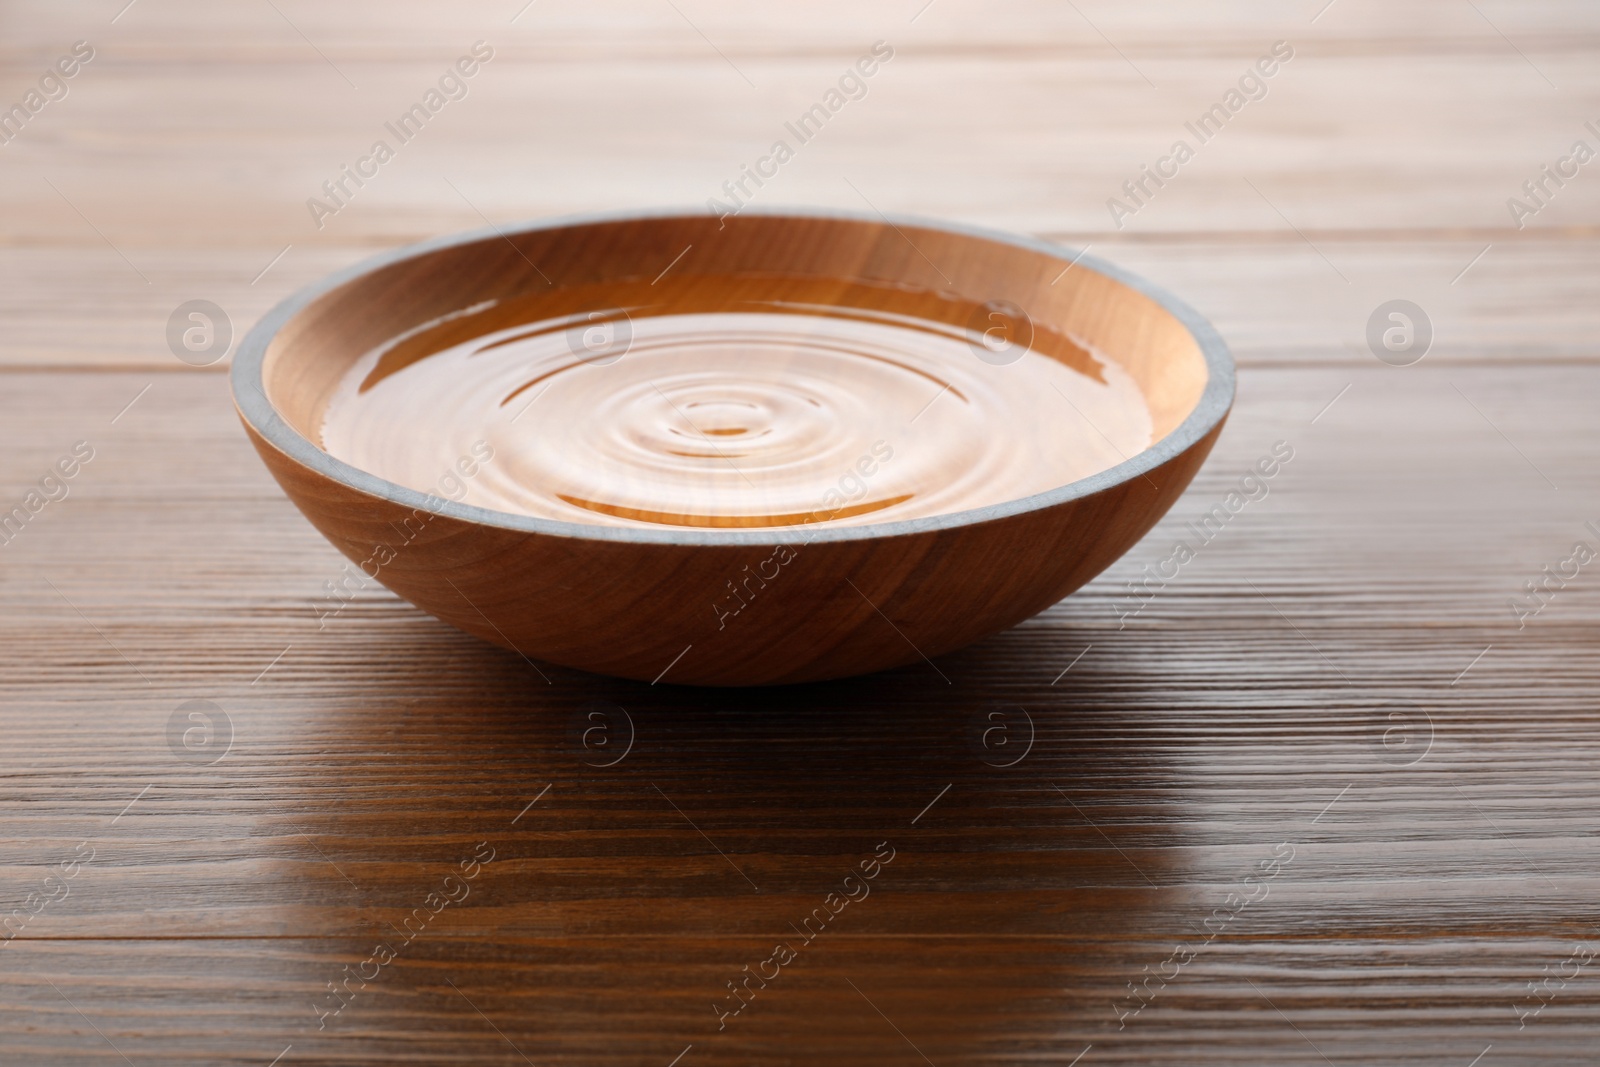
318, 279, 1153, 530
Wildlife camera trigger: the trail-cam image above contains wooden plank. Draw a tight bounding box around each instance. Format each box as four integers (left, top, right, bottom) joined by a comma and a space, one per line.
3, 363, 1598, 1062
3, 239, 1599, 368
0, 2, 1597, 249
3, 0, 1600, 1062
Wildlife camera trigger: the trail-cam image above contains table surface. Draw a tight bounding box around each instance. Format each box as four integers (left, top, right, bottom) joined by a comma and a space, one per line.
3, 2, 1599, 1064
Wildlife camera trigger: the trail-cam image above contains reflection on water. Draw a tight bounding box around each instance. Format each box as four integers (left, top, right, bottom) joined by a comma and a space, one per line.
320, 275, 1152, 530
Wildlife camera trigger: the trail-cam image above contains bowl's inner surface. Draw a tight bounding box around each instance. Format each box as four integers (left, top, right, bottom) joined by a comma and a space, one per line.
263, 215, 1209, 531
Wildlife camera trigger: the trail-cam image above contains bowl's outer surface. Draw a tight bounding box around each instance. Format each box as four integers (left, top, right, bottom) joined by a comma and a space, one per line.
243, 418, 1224, 685
234, 208, 1234, 686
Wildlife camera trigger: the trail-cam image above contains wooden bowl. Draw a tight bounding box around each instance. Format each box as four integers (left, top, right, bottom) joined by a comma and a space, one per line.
232, 210, 1233, 686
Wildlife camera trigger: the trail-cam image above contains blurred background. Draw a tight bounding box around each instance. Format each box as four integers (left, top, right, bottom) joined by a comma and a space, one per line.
1, 0, 1596, 362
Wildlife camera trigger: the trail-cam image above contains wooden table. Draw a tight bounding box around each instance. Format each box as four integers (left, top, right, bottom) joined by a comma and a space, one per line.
3, 1, 1598, 1063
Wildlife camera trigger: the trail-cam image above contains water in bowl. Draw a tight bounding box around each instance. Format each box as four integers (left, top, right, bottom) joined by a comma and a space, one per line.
319, 274, 1152, 530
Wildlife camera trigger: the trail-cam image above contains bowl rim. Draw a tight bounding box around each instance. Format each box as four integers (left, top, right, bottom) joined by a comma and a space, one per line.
232, 206, 1235, 546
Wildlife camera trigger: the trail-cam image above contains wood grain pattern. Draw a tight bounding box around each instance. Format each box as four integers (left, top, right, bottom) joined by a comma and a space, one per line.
3, 0, 1599, 1063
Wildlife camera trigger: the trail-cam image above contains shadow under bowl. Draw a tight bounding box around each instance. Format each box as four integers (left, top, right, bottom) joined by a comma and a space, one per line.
232, 209, 1233, 686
